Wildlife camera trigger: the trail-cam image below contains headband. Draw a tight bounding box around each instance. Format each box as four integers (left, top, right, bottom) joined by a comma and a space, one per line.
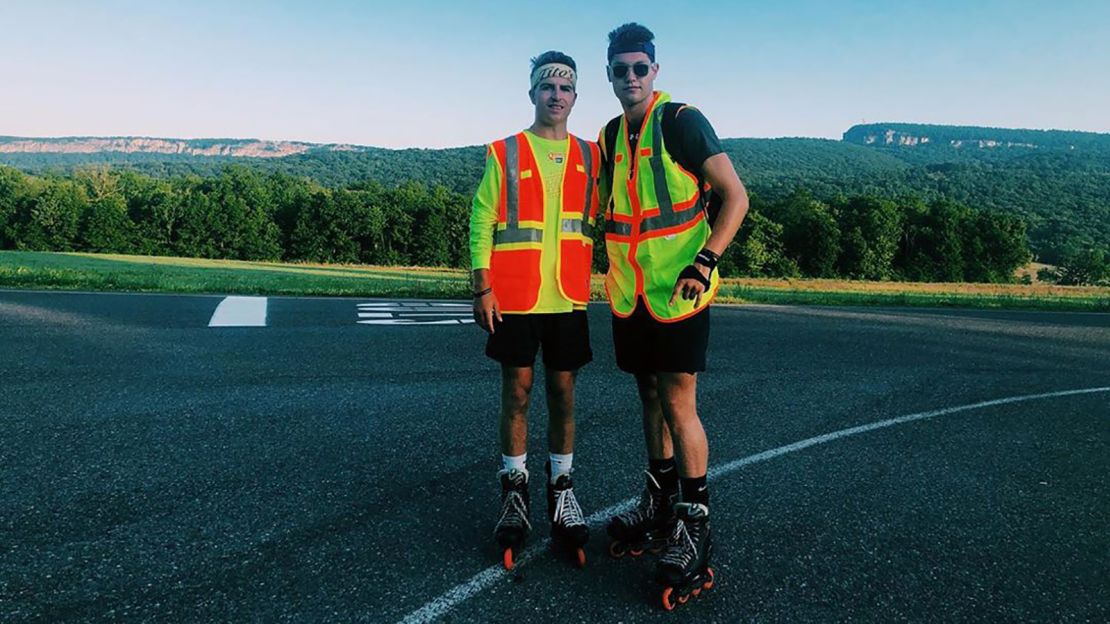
530, 63, 577, 90
607, 41, 655, 61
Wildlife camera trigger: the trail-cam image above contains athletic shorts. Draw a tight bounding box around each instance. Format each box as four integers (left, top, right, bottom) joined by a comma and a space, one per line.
612, 303, 710, 374
485, 311, 592, 371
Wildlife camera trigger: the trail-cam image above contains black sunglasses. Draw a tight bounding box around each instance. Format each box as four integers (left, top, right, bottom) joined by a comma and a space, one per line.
611, 63, 651, 79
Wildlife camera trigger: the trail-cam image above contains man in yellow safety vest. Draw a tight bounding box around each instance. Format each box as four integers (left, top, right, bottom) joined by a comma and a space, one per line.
597, 23, 750, 609
469, 50, 601, 570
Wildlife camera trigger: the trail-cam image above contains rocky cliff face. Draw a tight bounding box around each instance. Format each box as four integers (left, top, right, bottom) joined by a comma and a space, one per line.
0, 137, 361, 158
841, 123, 1106, 152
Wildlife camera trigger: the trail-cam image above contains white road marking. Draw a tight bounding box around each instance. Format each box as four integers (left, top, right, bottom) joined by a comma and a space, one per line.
356, 301, 474, 325
208, 296, 267, 327
394, 385, 1110, 624
358, 319, 464, 325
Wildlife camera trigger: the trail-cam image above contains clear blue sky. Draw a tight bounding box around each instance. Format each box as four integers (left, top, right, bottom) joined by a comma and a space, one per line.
2, 0, 1107, 148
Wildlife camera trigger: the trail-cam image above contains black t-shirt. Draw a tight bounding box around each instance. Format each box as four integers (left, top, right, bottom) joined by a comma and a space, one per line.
601, 103, 725, 222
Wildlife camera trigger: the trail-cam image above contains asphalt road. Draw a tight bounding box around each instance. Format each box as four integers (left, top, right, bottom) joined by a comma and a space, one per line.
1, 290, 1107, 623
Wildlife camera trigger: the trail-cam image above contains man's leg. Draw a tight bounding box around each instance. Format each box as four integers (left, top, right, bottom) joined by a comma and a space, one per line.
499, 365, 534, 461
545, 370, 576, 457
634, 373, 673, 462
495, 364, 534, 568
656, 371, 708, 502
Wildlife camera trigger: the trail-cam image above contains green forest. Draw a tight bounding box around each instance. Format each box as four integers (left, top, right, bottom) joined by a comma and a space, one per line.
1, 123, 1107, 285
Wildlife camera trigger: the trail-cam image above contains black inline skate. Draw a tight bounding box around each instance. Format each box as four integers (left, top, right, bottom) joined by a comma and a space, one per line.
655, 502, 715, 611
494, 468, 531, 570
546, 462, 589, 568
606, 471, 678, 559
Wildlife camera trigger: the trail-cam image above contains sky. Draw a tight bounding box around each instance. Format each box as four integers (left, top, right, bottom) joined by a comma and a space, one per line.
1, 0, 1108, 148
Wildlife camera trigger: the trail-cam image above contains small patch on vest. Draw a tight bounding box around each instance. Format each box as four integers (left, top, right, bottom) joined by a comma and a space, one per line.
664, 234, 677, 240
548, 153, 565, 164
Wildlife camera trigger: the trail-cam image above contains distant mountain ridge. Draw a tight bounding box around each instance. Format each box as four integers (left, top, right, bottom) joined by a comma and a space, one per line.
0, 136, 368, 158
843, 123, 1110, 152
4, 122, 1109, 160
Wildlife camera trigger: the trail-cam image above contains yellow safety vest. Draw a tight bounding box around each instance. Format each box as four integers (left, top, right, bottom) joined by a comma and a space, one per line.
603, 92, 718, 321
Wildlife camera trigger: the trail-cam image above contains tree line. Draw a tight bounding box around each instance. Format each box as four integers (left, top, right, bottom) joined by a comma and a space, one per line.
2, 164, 1104, 285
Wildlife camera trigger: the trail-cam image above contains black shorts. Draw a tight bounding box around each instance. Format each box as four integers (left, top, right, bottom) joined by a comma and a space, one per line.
612, 303, 709, 374
485, 311, 592, 371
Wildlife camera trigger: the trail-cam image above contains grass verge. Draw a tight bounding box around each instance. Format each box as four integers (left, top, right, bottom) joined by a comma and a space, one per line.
1, 251, 1107, 312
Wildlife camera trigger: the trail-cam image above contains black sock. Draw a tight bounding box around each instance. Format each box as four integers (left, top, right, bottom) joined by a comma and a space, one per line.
680, 475, 709, 507
648, 457, 678, 492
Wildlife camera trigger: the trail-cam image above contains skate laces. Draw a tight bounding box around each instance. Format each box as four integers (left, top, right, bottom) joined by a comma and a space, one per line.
495, 471, 532, 535
615, 470, 666, 527
660, 503, 708, 569
660, 518, 697, 568
552, 485, 585, 527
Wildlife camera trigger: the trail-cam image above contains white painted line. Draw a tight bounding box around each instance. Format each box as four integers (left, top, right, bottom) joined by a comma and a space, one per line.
358, 319, 463, 325
358, 313, 394, 318
208, 296, 267, 327
394, 385, 1110, 624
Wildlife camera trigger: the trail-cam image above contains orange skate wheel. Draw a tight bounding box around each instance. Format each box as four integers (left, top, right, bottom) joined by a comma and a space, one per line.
703, 567, 715, 590
629, 546, 644, 557
575, 548, 587, 568
661, 587, 676, 611
503, 548, 514, 570
677, 594, 689, 604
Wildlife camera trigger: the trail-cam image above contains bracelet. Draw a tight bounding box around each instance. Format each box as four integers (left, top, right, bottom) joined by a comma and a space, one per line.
472, 287, 493, 299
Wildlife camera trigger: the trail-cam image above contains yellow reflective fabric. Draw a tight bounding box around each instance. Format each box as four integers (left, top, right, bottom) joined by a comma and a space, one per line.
604, 91, 718, 322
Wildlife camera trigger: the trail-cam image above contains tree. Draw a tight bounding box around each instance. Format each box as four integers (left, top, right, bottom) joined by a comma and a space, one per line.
722, 209, 798, 278
18, 179, 85, 251
833, 196, 902, 280
961, 211, 1031, 283
1056, 246, 1109, 285
896, 198, 968, 282
766, 192, 841, 277
79, 194, 134, 252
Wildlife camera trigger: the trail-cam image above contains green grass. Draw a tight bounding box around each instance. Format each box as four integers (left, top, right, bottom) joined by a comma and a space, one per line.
0, 251, 469, 299
1, 251, 1108, 312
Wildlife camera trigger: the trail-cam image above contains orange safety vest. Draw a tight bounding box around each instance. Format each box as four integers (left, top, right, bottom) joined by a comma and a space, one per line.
487, 132, 601, 312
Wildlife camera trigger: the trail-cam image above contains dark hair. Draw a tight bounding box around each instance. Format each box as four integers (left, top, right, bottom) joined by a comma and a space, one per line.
530, 50, 577, 74
607, 23, 654, 47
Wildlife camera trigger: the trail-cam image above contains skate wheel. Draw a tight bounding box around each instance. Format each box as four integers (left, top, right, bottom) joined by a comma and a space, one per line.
503, 548, 514, 570
575, 547, 587, 568
703, 567, 715, 590
629, 546, 644, 557
607, 541, 627, 559
661, 587, 676, 611
677, 594, 689, 604
692, 587, 701, 597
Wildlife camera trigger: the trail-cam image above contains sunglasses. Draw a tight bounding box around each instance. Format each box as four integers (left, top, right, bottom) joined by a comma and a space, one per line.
610, 63, 651, 79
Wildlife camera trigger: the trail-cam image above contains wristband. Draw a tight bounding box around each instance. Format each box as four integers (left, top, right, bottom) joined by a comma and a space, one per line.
694, 248, 720, 272
678, 264, 711, 289
473, 287, 493, 299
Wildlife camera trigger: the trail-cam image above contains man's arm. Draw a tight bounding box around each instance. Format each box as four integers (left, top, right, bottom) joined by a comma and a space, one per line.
667, 108, 750, 306
469, 146, 503, 332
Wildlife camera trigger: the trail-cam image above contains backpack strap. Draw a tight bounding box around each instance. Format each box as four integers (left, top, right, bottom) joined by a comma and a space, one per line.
600, 115, 622, 182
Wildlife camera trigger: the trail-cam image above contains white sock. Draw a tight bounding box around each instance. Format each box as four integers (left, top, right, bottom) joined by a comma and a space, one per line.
501, 453, 528, 476
549, 452, 573, 482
